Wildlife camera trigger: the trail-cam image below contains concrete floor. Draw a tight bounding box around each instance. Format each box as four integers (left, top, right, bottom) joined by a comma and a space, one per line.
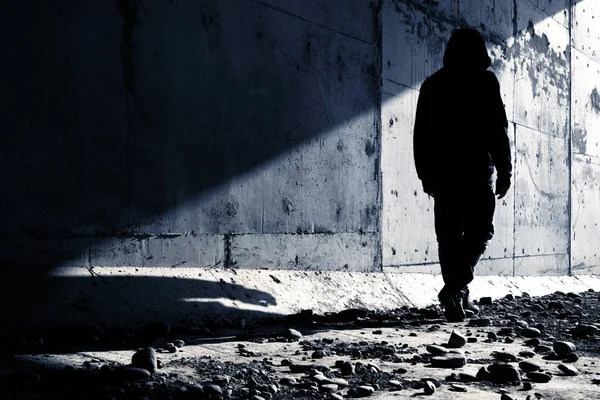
7, 323, 600, 399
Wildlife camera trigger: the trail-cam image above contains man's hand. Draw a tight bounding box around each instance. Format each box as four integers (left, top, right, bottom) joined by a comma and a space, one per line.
495, 179, 510, 199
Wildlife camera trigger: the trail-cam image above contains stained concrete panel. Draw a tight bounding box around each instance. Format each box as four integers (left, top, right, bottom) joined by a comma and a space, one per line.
0, 238, 91, 267
126, 0, 380, 236
387, 257, 514, 277
490, 42, 517, 124
571, 154, 600, 274
476, 258, 514, 277
89, 234, 224, 268
525, 0, 570, 28
514, 125, 569, 257
459, 0, 514, 39
382, 0, 454, 89
514, 253, 569, 275
253, 0, 379, 44
381, 82, 437, 266
572, 50, 600, 157
487, 125, 517, 261
229, 233, 379, 271
0, 2, 128, 238
572, 0, 600, 62
513, 1, 570, 138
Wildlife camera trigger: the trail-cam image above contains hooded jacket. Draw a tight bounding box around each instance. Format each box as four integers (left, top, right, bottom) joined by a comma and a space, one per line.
413, 28, 512, 190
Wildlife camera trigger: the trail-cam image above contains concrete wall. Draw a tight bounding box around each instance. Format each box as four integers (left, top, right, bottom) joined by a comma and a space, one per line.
0, 1, 598, 274
382, 0, 599, 276
0, 0, 382, 272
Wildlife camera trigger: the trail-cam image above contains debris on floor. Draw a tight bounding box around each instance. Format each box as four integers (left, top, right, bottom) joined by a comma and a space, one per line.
1, 289, 600, 399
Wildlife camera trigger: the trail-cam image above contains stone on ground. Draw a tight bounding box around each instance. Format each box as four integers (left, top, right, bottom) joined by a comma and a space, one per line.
447, 329, 467, 348
131, 347, 157, 373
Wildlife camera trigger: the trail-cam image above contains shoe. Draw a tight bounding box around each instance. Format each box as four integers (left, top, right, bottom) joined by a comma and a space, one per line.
461, 287, 480, 315
439, 291, 466, 322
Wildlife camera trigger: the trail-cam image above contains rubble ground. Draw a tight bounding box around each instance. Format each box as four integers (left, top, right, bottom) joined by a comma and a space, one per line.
2, 289, 600, 399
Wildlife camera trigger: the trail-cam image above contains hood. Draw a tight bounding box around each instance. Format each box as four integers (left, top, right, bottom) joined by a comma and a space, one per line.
443, 28, 491, 71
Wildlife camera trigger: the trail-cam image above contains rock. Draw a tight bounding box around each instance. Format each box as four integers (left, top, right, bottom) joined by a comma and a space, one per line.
458, 372, 477, 382
519, 360, 541, 372
426, 345, 448, 356
449, 384, 467, 392
204, 384, 222, 398
524, 338, 541, 347
431, 353, 467, 368
281, 359, 292, 366
166, 344, 177, 353
564, 352, 579, 363
173, 339, 185, 348
521, 327, 541, 338
212, 375, 230, 385
526, 372, 552, 383
500, 394, 515, 400
131, 348, 157, 373
448, 330, 467, 348
423, 381, 436, 395
279, 377, 297, 385
476, 366, 492, 381
548, 301, 564, 310
289, 364, 314, 373
421, 378, 442, 388
320, 384, 338, 393
367, 362, 380, 372
553, 341, 576, 356
325, 378, 349, 387
389, 379, 403, 388
468, 318, 491, 327
312, 350, 325, 359
492, 351, 517, 362
356, 385, 375, 397
479, 297, 492, 305
285, 329, 303, 340
487, 363, 521, 384
340, 361, 354, 375
534, 345, 552, 354
571, 324, 599, 337
558, 364, 579, 376
487, 332, 498, 341
113, 366, 151, 381
467, 337, 477, 343
522, 382, 533, 391
519, 350, 536, 358
498, 327, 513, 336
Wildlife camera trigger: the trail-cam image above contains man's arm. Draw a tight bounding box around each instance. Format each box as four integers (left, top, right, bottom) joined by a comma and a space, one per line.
486, 72, 512, 199
413, 80, 435, 195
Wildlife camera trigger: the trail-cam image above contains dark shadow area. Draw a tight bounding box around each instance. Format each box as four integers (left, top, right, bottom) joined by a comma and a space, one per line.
0, 0, 586, 347
0, 268, 282, 353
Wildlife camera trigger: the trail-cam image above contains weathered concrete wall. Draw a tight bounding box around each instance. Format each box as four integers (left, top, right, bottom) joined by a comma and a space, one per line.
0, 0, 598, 334
382, 0, 596, 276
571, 0, 600, 274
0, 0, 382, 271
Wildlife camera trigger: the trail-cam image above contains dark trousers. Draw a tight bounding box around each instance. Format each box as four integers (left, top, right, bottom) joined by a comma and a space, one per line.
434, 182, 496, 297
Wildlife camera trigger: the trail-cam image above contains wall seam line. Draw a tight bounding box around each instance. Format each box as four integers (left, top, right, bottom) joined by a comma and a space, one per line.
567, 0, 574, 276
248, 0, 374, 46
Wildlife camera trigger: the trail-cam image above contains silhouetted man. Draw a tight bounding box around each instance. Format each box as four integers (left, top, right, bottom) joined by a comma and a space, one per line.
413, 28, 512, 322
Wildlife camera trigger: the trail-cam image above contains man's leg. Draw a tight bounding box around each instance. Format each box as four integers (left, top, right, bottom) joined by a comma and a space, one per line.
460, 182, 496, 307
433, 190, 465, 321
